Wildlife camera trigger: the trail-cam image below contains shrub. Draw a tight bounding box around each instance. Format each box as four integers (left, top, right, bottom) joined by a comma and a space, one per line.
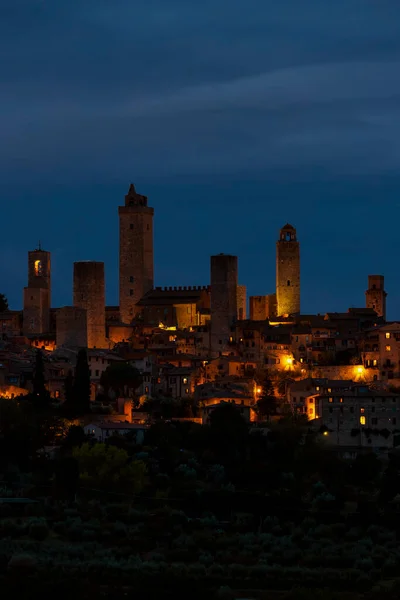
28, 518, 49, 541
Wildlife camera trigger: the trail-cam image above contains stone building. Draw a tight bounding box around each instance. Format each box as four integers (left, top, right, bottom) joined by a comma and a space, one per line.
366, 275, 387, 320
276, 224, 300, 317
307, 385, 400, 452
137, 286, 211, 328
23, 247, 51, 335
56, 306, 87, 348
249, 293, 277, 320
73, 261, 106, 349
210, 254, 238, 356
119, 183, 154, 324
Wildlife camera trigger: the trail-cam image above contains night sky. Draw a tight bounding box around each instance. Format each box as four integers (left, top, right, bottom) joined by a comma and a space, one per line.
2, 1, 400, 317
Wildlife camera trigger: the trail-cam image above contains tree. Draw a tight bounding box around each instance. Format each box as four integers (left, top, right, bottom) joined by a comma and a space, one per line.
257, 370, 277, 419
209, 402, 248, 457
72, 349, 91, 416
72, 442, 146, 493
100, 362, 142, 399
31, 349, 51, 409
0, 293, 8, 312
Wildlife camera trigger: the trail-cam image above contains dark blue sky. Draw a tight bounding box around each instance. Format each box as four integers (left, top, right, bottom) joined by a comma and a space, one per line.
2, 1, 400, 317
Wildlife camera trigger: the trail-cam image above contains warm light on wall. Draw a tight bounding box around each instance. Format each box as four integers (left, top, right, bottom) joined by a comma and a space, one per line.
257, 387, 262, 394
286, 357, 293, 365
357, 367, 363, 374
323, 431, 329, 436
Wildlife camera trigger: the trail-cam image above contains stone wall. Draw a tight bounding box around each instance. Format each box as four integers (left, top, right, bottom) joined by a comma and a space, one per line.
119, 185, 154, 324
73, 261, 106, 349
276, 225, 300, 316
56, 306, 87, 348
237, 284, 247, 320
210, 254, 238, 355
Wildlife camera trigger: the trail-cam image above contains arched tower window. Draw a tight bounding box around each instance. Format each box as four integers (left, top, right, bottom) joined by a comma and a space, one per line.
34, 260, 43, 276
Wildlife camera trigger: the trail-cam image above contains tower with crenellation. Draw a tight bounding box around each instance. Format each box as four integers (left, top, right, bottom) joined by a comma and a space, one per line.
276, 224, 300, 317
119, 184, 154, 324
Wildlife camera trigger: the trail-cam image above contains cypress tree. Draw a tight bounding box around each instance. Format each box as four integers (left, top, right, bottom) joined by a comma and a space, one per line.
257, 370, 277, 420
32, 349, 50, 408
72, 349, 91, 415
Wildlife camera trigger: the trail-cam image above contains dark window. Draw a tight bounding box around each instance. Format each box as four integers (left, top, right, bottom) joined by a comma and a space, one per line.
130, 289, 134, 296
130, 224, 134, 229
287, 280, 291, 286
130, 276, 134, 283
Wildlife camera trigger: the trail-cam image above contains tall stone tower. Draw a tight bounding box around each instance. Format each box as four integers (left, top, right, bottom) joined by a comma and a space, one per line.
119, 183, 154, 324
73, 261, 106, 348
210, 254, 238, 355
276, 224, 300, 317
366, 275, 387, 320
23, 246, 51, 335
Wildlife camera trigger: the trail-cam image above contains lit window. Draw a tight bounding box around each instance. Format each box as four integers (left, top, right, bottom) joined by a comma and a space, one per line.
183, 378, 188, 384
360, 407, 365, 413
329, 397, 333, 403
145, 386, 149, 394
386, 345, 391, 352
34, 260, 43, 276
360, 416, 366, 425
386, 332, 391, 339
316, 386, 320, 391
339, 398, 343, 403
327, 388, 332, 393
373, 359, 377, 366
185, 388, 189, 394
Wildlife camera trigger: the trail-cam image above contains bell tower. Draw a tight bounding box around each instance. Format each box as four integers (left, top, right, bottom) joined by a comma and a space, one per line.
23, 245, 51, 335
276, 224, 300, 316
119, 184, 154, 324
366, 275, 387, 320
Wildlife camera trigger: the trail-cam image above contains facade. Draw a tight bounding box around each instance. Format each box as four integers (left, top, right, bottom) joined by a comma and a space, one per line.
119, 184, 154, 324
137, 286, 211, 328
84, 422, 146, 444
276, 224, 300, 317
249, 294, 277, 320
210, 254, 238, 356
307, 386, 400, 451
23, 247, 51, 335
73, 261, 106, 349
366, 275, 387, 320
237, 285, 247, 320
56, 306, 87, 348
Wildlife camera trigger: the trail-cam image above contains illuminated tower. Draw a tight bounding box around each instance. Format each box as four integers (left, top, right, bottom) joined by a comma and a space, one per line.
23, 245, 51, 335
276, 224, 300, 316
366, 275, 387, 320
210, 254, 238, 355
119, 184, 154, 324
73, 261, 106, 348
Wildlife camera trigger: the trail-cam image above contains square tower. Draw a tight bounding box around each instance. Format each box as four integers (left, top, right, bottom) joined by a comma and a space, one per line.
119, 184, 154, 324
366, 275, 387, 320
23, 247, 51, 335
276, 224, 300, 317
73, 261, 106, 349
210, 254, 238, 355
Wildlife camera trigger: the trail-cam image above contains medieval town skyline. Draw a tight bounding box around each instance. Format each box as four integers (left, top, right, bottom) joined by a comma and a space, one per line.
2, 180, 393, 320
